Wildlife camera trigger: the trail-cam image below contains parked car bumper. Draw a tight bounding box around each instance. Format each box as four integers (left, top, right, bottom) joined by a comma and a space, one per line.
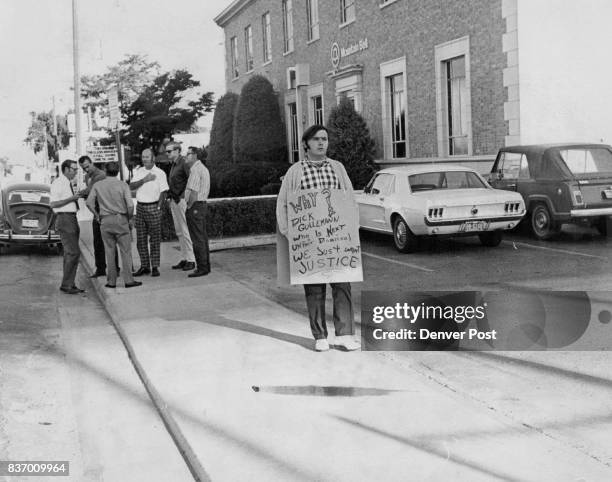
422, 215, 524, 235
0, 232, 61, 244
569, 207, 612, 217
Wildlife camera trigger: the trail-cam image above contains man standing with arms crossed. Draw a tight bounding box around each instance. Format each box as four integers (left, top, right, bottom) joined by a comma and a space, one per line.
86, 162, 142, 289
50, 159, 85, 294
166, 141, 196, 271
130, 148, 169, 277
184, 146, 211, 277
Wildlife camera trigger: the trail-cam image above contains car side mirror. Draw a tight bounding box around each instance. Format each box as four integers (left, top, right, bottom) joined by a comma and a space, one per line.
495, 171, 504, 180
364, 186, 371, 194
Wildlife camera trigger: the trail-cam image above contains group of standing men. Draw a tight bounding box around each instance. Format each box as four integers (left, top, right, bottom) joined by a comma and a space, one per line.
50, 142, 211, 294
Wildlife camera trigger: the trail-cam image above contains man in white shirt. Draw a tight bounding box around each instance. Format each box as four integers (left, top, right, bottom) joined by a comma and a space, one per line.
130, 148, 169, 277
50, 159, 84, 294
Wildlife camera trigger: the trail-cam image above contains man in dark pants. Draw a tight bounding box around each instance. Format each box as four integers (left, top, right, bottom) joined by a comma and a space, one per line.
86, 162, 141, 289
78, 155, 118, 277
50, 159, 84, 294
184, 146, 210, 277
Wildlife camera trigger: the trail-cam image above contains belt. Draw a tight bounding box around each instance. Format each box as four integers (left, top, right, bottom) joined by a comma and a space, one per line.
138, 201, 158, 205
100, 213, 127, 218
56, 212, 77, 215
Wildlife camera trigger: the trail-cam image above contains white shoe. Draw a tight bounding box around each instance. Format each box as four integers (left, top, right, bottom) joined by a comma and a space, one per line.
314, 339, 330, 351
334, 335, 361, 351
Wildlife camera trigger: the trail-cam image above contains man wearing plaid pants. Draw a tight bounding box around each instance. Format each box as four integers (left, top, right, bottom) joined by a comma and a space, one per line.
130, 148, 169, 277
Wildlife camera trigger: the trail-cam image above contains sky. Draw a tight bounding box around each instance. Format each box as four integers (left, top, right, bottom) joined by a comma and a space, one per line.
0, 0, 232, 159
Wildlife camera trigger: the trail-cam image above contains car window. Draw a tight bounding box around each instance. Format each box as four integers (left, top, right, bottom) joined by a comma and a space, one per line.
409, 171, 485, 191
498, 152, 527, 180
559, 148, 612, 175
368, 174, 394, 195
8, 190, 48, 203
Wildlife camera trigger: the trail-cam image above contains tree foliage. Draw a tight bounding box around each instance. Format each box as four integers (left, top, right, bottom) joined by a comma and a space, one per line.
326, 97, 376, 189
23, 111, 70, 162
81, 54, 160, 110
208, 92, 239, 167
233, 75, 287, 165
122, 69, 214, 154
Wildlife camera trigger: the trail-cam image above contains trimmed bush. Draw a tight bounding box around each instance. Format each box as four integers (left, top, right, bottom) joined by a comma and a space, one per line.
208, 92, 239, 167
213, 162, 286, 198
206, 196, 277, 238
233, 75, 287, 166
327, 97, 376, 189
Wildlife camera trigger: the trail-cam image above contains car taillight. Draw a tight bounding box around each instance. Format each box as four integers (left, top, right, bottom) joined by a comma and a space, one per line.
428, 207, 444, 218
504, 201, 521, 213
571, 189, 584, 206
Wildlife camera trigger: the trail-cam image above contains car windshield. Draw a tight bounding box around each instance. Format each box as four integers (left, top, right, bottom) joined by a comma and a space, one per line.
7, 190, 49, 204
559, 147, 612, 176
408, 171, 486, 191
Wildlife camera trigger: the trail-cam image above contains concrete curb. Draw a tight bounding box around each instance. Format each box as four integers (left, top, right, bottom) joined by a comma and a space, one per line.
78, 239, 210, 482
209, 234, 275, 252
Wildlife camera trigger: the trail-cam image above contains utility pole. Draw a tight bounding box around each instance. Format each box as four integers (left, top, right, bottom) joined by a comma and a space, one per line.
72, 0, 82, 157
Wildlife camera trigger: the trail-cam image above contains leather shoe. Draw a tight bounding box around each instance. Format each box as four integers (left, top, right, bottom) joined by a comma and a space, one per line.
133, 267, 151, 277
105, 283, 116, 288
172, 260, 187, 270
71, 286, 85, 293
188, 270, 209, 278
151, 267, 160, 277
182, 261, 196, 271
60, 286, 80, 294
89, 271, 105, 278
125, 281, 143, 288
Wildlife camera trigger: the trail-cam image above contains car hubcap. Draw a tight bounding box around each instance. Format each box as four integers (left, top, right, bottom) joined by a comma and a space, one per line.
395, 221, 407, 246
534, 210, 548, 232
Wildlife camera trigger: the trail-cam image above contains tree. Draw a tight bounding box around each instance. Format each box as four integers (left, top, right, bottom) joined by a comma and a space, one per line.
233, 75, 287, 165
326, 97, 376, 189
23, 111, 70, 162
81, 54, 160, 111
122, 69, 215, 154
208, 92, 239, 167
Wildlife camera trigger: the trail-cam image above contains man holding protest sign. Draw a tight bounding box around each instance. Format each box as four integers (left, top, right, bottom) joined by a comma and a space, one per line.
276, 125, 362, 352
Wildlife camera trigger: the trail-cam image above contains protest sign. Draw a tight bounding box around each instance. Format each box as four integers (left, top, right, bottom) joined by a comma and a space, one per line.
285, 189, 363, 284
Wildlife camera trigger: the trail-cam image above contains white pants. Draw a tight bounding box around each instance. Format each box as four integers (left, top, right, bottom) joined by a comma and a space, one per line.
170, 198, 195, 262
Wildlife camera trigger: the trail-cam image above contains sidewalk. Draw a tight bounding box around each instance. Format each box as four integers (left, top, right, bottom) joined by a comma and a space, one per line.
76, 219, 612, 481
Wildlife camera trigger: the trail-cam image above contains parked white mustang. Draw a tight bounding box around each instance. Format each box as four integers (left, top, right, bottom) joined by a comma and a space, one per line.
356, 165, 525, 252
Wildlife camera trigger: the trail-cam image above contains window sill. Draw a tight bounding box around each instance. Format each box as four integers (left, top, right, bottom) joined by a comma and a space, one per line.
339, 19, 355, 30
307, 37, 319, 45
283, 49, 294, 57
379, 0, 401, 9
262, 60, 272, 66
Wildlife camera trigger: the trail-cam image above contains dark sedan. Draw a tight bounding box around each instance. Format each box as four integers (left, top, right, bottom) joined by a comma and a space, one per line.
0, 182, 61, 251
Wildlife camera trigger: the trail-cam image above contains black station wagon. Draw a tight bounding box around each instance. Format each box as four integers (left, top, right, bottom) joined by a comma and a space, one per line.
489, 144, 612, 239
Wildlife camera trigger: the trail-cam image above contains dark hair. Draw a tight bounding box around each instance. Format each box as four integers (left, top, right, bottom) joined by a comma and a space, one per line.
61, 159, 75, 173
105, 161, 120, 177
301, 124, 328, 152
78, 155, 91, 165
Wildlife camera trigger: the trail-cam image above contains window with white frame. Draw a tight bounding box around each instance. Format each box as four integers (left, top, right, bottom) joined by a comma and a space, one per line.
340, 0, 355, 25
262, 12, 272, 63
335, 74, 362, 112
312, 96, 324, 125
307, 0, 319, 41
282, 0, 294, 53
230, 36, 239, 79
244, 25, 253, 72
287, 102, 300, 163
388, 73, 406, 158
444, 56, 468, 155
435, 37, 472, 156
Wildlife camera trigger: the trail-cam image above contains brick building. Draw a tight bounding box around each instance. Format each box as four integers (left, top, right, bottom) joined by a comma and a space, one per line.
214, 0, 612, 171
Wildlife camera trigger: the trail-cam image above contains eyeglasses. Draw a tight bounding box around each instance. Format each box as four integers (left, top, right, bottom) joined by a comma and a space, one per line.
166, 149, 174, 153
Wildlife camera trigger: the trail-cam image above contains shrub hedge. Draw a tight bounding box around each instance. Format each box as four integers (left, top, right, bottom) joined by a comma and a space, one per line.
206, 195, 277, 238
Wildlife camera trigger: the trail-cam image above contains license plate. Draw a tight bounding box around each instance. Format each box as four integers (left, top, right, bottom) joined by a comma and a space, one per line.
460, 221, 489, 232
22, 219, 39, 228
603, 189, 612, 199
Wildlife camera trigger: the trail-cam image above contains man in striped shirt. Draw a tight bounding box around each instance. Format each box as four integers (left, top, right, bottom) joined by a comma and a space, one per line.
183, 147, 211, 278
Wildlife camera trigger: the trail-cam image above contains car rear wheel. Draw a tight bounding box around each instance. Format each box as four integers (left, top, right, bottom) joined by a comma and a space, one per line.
393, 217, 418, 253
530, 203, 560, 240
478, 231, 503, 247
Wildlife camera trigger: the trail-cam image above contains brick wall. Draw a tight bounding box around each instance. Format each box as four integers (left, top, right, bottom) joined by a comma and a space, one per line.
217, 0, 506, 160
